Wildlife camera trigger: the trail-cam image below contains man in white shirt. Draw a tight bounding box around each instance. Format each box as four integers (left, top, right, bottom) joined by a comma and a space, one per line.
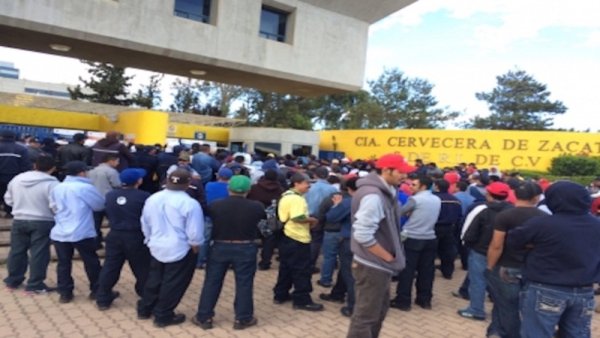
137, 169, 204, 328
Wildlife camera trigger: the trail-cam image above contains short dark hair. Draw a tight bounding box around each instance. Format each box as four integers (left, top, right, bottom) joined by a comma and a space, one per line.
515, 182, 541, 201
456, 181, 468, 192
416, 175, 433, 190
234, 155, 245, 163
434, 179, 450, 193
35, 155, 55, 172
315, 166, 329, 179
264, 169, 278, 181
103, 154, 119, 163
345, 177, 359, 192
290, 173, 309, 186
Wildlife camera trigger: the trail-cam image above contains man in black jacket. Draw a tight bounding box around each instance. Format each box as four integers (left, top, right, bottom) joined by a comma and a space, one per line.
0, 130, 30, 218
458, 182, 513, 321
433, 179, 463, 280
507, 181, 600, 338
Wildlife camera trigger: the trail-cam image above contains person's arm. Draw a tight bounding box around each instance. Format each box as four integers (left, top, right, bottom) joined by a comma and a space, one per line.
399, 197, 416, 216
85, 186, 106, 211
352, 194, 393, 261
326, 196, 350, 224
186, 201, 205, 253
487, 230, 506, 269
506, 219, 539, 250
109, 169, 121, 189
3, 180, 13, 207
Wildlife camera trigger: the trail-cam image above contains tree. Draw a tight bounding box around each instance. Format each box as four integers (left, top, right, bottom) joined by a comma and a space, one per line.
132, 74, 163, 109
242, 90, 314, 130
468, 69, 567, 130
197, 81, 245, 117
68, 61, 134, 105
169, 78, 202, 113
369, 68, 458, 129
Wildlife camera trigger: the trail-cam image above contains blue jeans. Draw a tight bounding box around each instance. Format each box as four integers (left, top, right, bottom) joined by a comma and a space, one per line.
320, 231, 342, 285
486, 266, 522, 338
462, 250, 487, 317
4, 220, 54, 290
196, 242, 258, 322
197, 217, 212, 266
520, 282, 595, 338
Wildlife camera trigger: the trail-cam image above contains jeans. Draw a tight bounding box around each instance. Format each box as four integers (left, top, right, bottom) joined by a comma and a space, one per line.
96, 230, 150, 306
394, 238, 437, 306
320, 231, 342, 285
138, 250, 196, 323
435, 225, 457, 278
462, 250, 487, 317
486, 266, 522, 338
347, 261, 392, 338
197, 217, 212, 266
309, 229, 324, 270
4, 220, 54, 290
54, 238, 101, 296
520, 282, 595, 338
329, 238, 356, 309
196, 242, 258, 322
273, 235, 313, 306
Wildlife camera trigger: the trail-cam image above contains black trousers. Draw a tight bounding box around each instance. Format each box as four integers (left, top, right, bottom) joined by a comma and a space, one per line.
137, 250, 196, 323
273, 234, 313, 305
96, 230, 150, 306
394, 238, 437, 306
259, 230, 281, 268
0, 181, 12, 216
54, 238, 101, 296
435, 225, 458, 278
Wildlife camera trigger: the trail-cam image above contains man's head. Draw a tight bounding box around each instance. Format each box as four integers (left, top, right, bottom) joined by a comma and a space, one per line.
375, 153, 416, 186
290, 173, 310, 194
456, 181, 469, 192
545, 180, 591, 215
411, 176, 433, 194
217, 167, 233, 181
434, 179, 450, 193
119, 168, 146, 188
485, 182, 510, 201
72, 133, 87, 145
65, 161, 88, 177
166, 169, 191, 191
103, 154, 120, 168
34, 155, 56, 173
28, 137, 41, 148
0, 130, 16, 141
345, 176, 359, 195
514, 182, 541, 205
228, 175, 251, 196
314, 166, 329, 180
178, 151, 191, 165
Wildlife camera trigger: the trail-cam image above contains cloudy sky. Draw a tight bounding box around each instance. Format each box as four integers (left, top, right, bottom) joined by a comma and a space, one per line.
1, 0, 599, 130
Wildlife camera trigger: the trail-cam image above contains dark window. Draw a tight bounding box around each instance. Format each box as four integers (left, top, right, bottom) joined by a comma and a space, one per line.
230, 142, 244, 153
260, 6, 288, 42
174, 0, 211, 23
254, 142, 281, 157
292, 144, 312, 157
24, 88, 70, 98
0, 66, 19, 79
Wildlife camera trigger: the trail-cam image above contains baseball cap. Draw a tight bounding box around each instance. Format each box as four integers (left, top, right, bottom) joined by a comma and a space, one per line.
166, 168, 191, 191
375, 154, 415, 173
229, 175, 251, 193
217, 167, 233, 180
119, 168, 146, 186
486, 182, 511, 197
65, 161, 88, 176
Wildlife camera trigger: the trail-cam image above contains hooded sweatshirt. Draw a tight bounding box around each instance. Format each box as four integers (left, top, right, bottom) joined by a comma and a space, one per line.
4, 171, 58, 221
351, 172, 405, 274
462, 199, 513, 255
247, 177, 285, 208
507, 181, 600, 286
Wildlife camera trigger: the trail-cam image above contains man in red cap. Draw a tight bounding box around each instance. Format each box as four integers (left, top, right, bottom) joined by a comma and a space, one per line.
457, 181, 513, 323
347, 153, 414, 338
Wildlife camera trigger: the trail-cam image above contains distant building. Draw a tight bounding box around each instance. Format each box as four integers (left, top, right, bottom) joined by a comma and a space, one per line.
0, 61, 19, 79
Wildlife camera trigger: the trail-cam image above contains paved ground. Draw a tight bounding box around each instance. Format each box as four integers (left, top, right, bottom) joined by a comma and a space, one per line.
1, 224, 599, 337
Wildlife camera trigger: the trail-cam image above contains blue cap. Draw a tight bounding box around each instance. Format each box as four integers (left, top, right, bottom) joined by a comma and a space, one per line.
119, 168, 146, 185
218, 167, 233, 179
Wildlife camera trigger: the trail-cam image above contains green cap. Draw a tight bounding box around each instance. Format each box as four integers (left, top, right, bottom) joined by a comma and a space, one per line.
228, 175, 251, 193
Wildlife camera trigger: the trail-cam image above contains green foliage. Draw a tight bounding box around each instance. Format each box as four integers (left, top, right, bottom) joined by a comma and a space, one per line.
468, 69, 566, 130
512, 169, 594, 187
369, 68, 459, 129
169, 78, 202, 114
549, 155, 600, 176
132, 74, 163, 109
68, 61, 134, 106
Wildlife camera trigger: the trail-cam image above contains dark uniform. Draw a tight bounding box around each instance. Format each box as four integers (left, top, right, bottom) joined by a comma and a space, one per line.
0, 130, 30, 217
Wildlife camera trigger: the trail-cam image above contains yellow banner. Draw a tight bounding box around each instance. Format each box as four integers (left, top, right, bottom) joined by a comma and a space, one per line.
319, 129, 600, 171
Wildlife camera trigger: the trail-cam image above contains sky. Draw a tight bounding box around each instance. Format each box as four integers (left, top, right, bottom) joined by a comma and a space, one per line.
1, 0, 599, 130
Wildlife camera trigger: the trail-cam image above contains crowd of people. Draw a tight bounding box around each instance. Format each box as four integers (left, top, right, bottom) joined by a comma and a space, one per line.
1, 128, 600, 337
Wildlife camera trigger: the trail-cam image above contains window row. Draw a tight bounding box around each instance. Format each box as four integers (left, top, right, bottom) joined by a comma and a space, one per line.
174, 0, 290, 43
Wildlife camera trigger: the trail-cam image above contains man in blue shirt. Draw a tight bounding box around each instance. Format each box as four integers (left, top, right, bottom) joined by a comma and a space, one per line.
50, 161, 105, 304
304, 166, 338, 274
95, 168, 151, 311
137, 169, 204, 328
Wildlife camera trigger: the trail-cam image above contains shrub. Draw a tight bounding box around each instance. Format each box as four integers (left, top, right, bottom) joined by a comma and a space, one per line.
549, 155, 600, 176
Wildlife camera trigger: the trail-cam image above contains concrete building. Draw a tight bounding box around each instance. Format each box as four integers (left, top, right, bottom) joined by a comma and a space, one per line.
0, 77, 71, 99
0, 0, 416, 95
229, 127, 319, 157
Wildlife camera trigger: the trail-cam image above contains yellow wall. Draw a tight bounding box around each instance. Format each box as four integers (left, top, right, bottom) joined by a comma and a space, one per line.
320, 129, 600, 171
114, 110, 169, 145
0, 105, 107, 130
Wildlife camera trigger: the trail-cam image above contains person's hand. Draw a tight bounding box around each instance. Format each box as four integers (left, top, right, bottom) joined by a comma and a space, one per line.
191, 245, 199, 254
307, 217, 319, 229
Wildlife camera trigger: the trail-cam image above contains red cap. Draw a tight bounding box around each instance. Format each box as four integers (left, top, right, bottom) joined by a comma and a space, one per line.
443, 171, 460, 184
375, 154, 416, 173
486, 182, 511, 197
